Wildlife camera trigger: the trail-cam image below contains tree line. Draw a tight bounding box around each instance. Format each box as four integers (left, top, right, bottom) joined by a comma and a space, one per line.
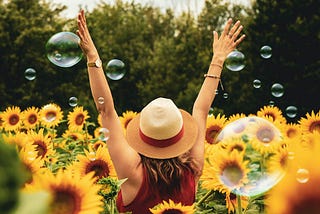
0, 0, 319, 122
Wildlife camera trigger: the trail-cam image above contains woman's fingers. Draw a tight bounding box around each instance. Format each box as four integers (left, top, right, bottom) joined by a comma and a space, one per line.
222, 18, 233, 37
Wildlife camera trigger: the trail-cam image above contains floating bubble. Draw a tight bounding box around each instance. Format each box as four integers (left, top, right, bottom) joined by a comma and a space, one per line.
106, 59, 126, 80
285, 106, 298, 118
24, 68, 37, 81
98, 128, 110, 142
271, 83, 284, 98
97, 97, 105, 104
46, 32, 82, 68
225, 50, 246, 72
223, 92, 228, 99
253, 79, 261, 88
88, 152, 96, 161
215, 89, 219, 95
260, 45, 272, 59
208, 107, 214, 116
296, 168, 309, 183
269, 100, 275, 106
213, 116, 285, 197
68, 97, 78, 107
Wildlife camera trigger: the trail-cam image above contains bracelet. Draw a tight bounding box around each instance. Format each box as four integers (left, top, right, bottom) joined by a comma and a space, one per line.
204, 73, 224, 91
210, 63, 223, 69
204, 74, 220, 79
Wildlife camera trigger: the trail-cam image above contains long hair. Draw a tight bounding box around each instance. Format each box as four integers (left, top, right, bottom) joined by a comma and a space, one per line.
140, 152, 197, 197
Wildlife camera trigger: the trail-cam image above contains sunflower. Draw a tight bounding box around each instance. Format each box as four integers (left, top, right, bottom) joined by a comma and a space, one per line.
265, 145, 320, 214
26, 129, 55, 161
149, 199, 195, 214
225, 192, 249, 214
205, 114, 227, 144
0, 113, 4, 130
67, 106, 90, 131
247, 117, 283, 154
119, 110, 138, 132
18, 145, 45, 184
97, 114, 102, 127
281, 122, 301, 140
257, 105, 287, 124
39, 103, 63, 128
299, 110, 320, 134
1, 106, 22, 131
72, 145, 116, 179
301, 131, 320, 150
215, 117, 250, 145
2, 131, 28, 150
201, 150, 250, 194
226, 113, 247, 125
267, 147, 290, 175
21, 106, 40, 130
60, 129, 86, 149
220, 137, 247, 154
26, 169, 104, 214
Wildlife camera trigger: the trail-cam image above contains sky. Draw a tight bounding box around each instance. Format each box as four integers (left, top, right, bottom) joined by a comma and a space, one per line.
51, 0, 251, 18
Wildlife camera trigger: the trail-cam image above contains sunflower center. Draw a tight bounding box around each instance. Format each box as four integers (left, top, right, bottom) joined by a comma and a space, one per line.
33, 140, 47, 158
265, 113, 275, 121
256, 126, 275, 144
287, 128, 297, 138
9, 114, 19, 125
231, 144, 244, 152
28, 114, 38, 124
45, 111, 56, 122
50, 189, 80, 214
85, 160, 110, 178
221, 163, 244, 188
124, 118, 132, 129
75, 114, 85, 125
163, 209, 183, 214
206, 126, 221, 144
309, 121, 320, 133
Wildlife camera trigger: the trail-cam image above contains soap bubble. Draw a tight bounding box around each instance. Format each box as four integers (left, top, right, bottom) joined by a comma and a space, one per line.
225, 50, 246, 72
260, 45, 272, 59
296, 168, 309, 183
106, 59, 126, 80
97, 97, 105, 105
68, 97, 78, 107
212, 116, 285, 197
271, 83, 284, 98
46, 32, 82, 68
253, 79, 261, 88
24, 68, 36, 81
98, 128, 110, 142
285, 106, 298, 118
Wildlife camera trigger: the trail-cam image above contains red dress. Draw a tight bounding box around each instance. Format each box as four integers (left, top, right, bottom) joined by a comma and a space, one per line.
116, 167, 196, 214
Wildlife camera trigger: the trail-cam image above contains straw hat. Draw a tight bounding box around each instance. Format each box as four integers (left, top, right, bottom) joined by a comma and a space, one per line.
126, 97, 198, 159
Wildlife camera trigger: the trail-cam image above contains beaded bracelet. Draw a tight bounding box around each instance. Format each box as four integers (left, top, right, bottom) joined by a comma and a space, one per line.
204, 74, 224, 91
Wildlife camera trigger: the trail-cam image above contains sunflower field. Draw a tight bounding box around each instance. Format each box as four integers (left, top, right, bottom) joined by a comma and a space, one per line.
0, 102, 319, 214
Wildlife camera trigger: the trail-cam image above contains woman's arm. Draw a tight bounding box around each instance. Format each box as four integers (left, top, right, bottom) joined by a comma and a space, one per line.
190, 18, 246, 179
76, 9, 141, 180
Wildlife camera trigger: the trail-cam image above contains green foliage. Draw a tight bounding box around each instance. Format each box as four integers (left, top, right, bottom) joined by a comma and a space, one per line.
0, 0, 318, 122
0, 135, 26, 213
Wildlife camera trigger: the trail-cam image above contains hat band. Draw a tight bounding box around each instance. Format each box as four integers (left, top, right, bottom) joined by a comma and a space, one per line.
139, 126, 184, 148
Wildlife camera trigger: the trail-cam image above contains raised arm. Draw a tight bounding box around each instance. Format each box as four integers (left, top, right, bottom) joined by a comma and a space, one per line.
190, 18, 245, 178
76, 9, 140, 180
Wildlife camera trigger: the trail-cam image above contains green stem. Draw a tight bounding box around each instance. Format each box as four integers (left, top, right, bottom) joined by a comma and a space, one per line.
236, 194, 242, 214
197, 190, 214, 205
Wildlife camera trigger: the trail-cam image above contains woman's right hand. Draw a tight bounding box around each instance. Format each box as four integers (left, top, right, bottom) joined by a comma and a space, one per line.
76, 9, 99, 61
212, 18, 245, 64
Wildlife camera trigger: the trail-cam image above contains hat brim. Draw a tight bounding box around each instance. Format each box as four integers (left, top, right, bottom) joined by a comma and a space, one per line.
126, 109, 199, 159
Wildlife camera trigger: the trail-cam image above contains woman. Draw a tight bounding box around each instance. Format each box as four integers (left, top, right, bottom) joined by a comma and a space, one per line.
77, 9, 245, 213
